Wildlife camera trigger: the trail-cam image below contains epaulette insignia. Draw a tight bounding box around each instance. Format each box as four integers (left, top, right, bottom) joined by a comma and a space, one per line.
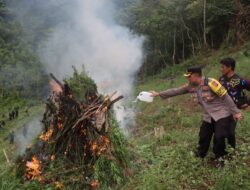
208, 78, 227, 97
211, 81, 219, 87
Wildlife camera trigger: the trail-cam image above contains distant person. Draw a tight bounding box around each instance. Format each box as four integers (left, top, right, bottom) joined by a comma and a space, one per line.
150, 66, 242, 161
9, 112, 12, 121
14, 106, 19, 118
9, 130, 15, 144
1, 120, 6, 128
11, 110, 15, 120
1, 114, 6, 128
219, 58, 250, 149
22, 125, 28, 137
3, 120, 6, 127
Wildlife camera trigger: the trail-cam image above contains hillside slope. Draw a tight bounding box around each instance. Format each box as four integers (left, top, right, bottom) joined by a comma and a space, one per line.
123, 44, 250, 190
0, 45, 250, 190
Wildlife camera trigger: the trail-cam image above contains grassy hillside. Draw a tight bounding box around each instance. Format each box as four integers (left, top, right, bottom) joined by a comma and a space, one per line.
0, 103, 44, 189
0, 44, 250, 190
123, 44, 250, 190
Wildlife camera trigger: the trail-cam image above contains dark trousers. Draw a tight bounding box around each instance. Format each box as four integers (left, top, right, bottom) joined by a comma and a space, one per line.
197, 116, 236, 159
227, 120, 236, 149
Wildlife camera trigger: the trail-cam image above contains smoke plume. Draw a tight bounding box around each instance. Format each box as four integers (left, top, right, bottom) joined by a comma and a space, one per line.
6, 0, 144, 128
15, 117, 43, 155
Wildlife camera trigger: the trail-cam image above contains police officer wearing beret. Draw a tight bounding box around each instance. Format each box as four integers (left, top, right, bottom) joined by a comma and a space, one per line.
151, 66, 242, 159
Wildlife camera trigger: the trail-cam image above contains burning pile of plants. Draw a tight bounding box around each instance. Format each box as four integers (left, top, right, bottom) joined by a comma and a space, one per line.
16, 70, 129, 189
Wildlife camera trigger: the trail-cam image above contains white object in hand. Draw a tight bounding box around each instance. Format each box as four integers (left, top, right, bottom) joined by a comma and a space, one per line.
137, 91, 154, 103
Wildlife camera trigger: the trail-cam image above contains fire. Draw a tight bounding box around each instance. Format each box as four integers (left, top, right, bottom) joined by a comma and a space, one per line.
25, 156, 42, 181
89, 136, 110, 156
97, 136, 110, 156
87, 96, 96, 101
40, 128, 53, 142
55, 181, 65, 189
89, 179, 100, 189
50, 155, 56, 161
49, 80, 62, 94
90, 141, 98, 154
57, 117, 63, 130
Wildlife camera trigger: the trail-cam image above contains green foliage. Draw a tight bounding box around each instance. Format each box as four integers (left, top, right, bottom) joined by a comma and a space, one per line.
67, 66, 98, 101
93, 113, 129, 189
120, 0, 250, 77
0, 1, 48, 100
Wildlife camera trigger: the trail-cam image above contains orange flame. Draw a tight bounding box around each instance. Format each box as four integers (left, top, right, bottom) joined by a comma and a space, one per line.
89, 136, 110, 156
50, 155, 56, 161
25, 156, 42, 180
58, 117, 63, 130
89, 179, 100, 189
40, 128, 53, 142
90, 141, 98, 154
49, 80, 62, 94
97, 136, 110, 156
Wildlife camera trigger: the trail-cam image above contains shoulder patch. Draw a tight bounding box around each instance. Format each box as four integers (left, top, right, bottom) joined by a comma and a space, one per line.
211, 81, 219, 87
208, 78, 227, 97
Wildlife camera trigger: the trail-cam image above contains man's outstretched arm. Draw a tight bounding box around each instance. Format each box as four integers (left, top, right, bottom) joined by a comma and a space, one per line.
151, 84, 189, 99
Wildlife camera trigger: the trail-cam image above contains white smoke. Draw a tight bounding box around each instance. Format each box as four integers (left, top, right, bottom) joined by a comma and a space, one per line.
7, 0, 144, 129
15, 117, 43, 155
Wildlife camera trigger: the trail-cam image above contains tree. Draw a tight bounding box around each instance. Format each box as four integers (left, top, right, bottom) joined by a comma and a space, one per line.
0, 1, 48, 99
118, 0, 250, 77
203, 0, 207, 46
